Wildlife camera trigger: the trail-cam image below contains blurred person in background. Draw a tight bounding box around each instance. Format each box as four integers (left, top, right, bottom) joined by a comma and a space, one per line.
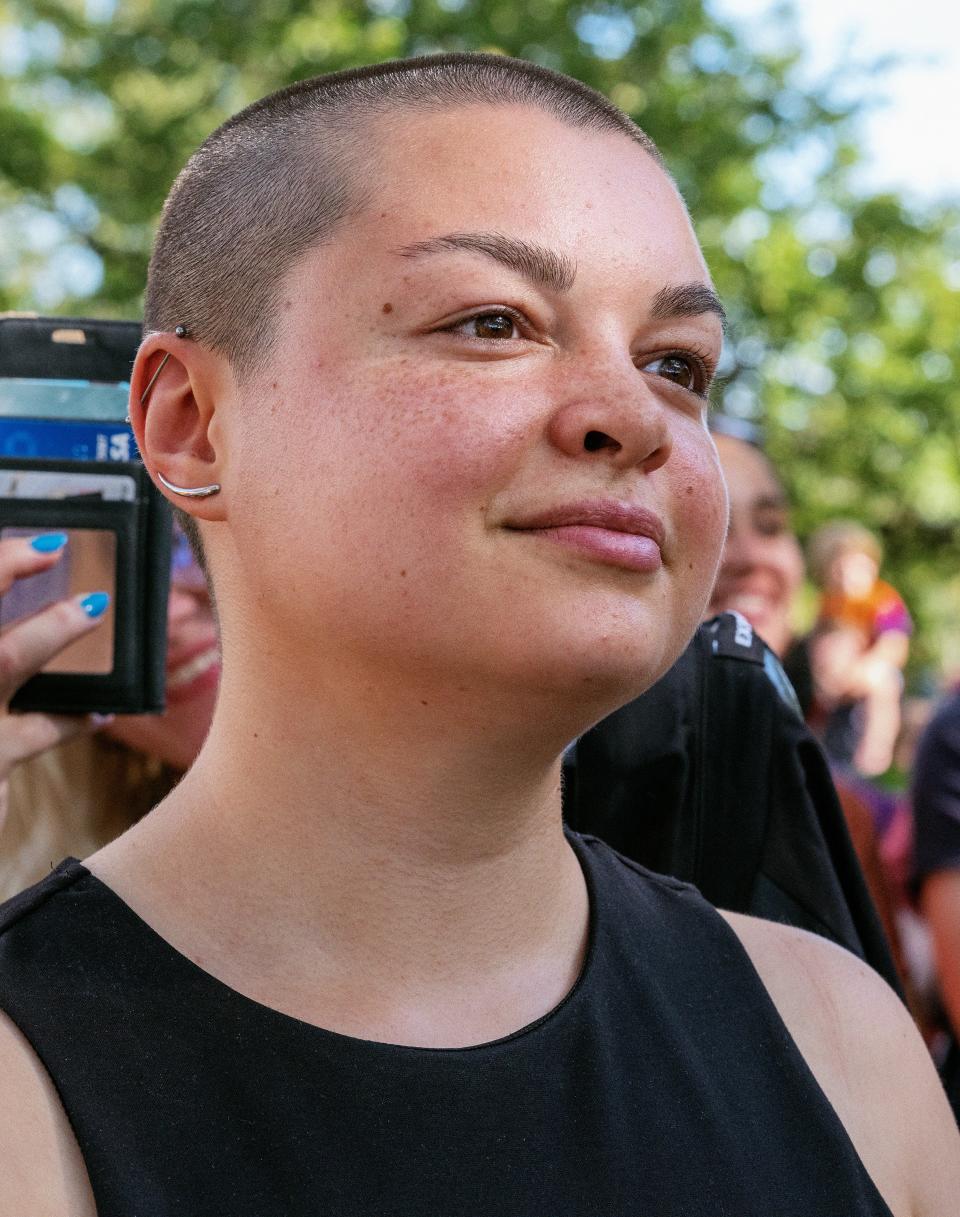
706, 418, 804, 661
0, 524, 218, 901
912, 688, 960, 1109
807, 521, 912, 778
706, 421, 924, 1020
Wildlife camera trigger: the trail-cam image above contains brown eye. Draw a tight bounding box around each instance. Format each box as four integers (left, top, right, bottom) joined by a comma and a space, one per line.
643, 354, 698, 390
461, 312, 518, 340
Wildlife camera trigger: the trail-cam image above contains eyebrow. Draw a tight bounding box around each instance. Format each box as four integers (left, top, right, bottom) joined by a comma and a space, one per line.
651, 283, 727, 330
395, 231, 726, 328
395, 231, 576, 294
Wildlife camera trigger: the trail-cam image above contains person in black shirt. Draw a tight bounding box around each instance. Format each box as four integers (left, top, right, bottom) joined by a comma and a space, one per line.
0, 54, 957, 1215
914, 692, 960, 1042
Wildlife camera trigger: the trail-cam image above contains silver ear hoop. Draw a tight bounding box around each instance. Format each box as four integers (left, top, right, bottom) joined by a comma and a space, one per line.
156, 471, 221, 499
139, 328, 219, 499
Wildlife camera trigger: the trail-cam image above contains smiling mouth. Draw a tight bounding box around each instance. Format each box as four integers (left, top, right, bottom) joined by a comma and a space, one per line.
505, 502, 665, 575
166, 646, 220, 694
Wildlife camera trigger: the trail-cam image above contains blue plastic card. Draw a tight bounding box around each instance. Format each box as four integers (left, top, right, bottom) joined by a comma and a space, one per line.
0, 419, 137, 462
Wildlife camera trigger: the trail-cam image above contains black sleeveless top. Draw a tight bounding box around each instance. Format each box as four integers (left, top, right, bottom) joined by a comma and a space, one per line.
0, 834, 892, 1216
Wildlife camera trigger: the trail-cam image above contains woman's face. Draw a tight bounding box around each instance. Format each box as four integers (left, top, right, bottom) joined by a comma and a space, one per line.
211, 104, 729, 721
708, 433, 804, 656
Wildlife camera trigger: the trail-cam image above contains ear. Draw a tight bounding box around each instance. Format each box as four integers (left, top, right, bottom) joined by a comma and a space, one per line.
129, 332, 229, 522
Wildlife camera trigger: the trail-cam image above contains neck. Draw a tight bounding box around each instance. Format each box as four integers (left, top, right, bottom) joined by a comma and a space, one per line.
90, 650, 594, 1046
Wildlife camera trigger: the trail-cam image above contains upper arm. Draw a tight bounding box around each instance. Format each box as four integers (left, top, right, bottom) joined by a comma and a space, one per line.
0, 1008, 96, 1216
723, 911, 960, 1217
871, 629, 909, 669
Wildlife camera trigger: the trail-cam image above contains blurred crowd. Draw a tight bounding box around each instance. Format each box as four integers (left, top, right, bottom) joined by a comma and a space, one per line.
708, 420, 960, 1077
2, 419, 960, 1074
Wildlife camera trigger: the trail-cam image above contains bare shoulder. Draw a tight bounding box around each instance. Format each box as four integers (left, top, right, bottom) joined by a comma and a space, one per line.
0, 1007, 95, 1216
722, 910, 960, 1217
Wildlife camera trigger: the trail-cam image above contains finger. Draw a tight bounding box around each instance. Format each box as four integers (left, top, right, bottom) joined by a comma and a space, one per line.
0, 593, 110, 704
0, 534, 69, 596
0, 710, 113, 775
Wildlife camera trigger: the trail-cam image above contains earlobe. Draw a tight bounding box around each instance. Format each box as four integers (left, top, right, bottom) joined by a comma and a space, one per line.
130, 329, 227, 518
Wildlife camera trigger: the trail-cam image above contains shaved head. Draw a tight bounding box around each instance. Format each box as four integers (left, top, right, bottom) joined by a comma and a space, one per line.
145, 53, 664, 381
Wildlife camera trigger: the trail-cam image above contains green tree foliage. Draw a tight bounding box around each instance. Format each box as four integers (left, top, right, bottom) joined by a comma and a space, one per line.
2, 0, 959, 675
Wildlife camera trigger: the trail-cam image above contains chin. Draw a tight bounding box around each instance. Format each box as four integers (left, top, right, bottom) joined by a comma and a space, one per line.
106, 702, 212, 772
495, 612, 693, 720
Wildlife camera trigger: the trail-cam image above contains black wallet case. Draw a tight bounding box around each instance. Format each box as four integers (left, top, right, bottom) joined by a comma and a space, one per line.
0, 316, 172, 714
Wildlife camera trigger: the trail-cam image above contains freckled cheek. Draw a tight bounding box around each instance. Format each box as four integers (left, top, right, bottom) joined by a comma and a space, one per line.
671, 452, 728, 575
258, 367, 533, 567
346, 368, 533, 504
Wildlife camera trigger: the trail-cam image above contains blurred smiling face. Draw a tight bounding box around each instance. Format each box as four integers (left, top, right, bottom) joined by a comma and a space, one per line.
106, 525, 219, 771
217, 104, 728, 720
709, 433, 804, 656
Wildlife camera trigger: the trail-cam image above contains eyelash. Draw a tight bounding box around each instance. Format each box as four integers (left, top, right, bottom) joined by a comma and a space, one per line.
440, 308, 529, 342
640, 346, 717, 400
438, 309, 717, 399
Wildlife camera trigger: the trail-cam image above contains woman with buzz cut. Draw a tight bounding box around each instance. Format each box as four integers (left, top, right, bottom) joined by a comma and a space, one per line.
0, 52, 956, 1216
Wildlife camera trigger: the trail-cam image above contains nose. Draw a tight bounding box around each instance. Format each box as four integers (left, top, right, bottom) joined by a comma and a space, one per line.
547, 359, 672, 475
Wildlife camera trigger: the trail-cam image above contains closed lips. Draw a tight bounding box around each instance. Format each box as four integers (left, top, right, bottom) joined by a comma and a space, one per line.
504, 502, 665, 547
504, 502, 666, 575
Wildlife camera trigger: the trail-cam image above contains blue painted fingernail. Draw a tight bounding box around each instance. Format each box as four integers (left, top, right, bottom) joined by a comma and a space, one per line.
31, 533, 68, 553
80, 592, 110, 618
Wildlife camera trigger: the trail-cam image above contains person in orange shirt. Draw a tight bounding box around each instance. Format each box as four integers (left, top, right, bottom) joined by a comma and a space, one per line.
807, 521, 912, 777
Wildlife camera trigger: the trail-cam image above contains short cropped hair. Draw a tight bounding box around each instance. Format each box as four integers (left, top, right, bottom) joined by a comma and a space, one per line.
145, 52, 663, 564
145, 52, 661, 378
